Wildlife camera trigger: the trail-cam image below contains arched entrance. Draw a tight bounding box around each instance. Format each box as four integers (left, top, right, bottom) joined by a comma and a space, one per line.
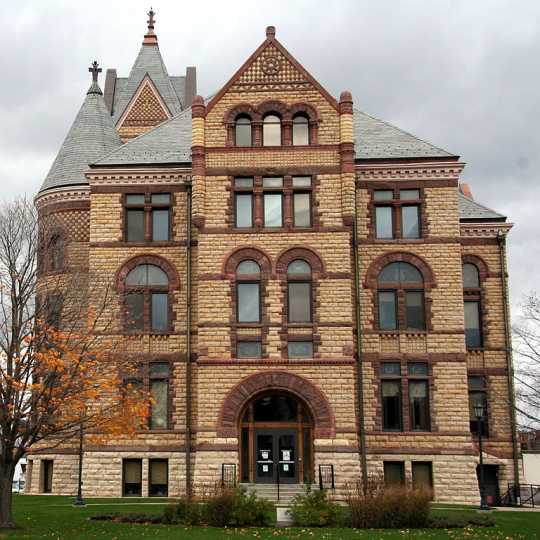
239, 392, 313, 484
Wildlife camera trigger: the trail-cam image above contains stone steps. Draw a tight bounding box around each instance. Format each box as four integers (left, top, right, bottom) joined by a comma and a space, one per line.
240, 483, 316, 503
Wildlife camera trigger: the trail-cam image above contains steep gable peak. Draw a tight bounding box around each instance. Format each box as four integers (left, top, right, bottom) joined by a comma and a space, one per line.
206, 26, 339, 114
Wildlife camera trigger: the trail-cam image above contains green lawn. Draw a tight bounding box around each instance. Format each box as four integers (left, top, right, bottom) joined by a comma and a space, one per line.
1, 495, 539, 539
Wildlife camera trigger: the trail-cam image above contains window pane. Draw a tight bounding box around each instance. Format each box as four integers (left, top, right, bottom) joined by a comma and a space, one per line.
288, 283, 311, 322
125, 293, 144, 330
127, 210, 145, 242
263, 115, 281, 146
465, 301, 482, 348
235, 122, 252, 147
150, 379, 168, 429
237, 283, 260, 323
50, 236, 64, 271
294, 193, 311, 227
374, 190, 393, 201
468, 376, 486, 391
235, 194, 253, 228
375, 206, 393, 238
402, 206, 420, 238
463, 263, 480, 288
237, 260, 260, 276
149, 460, 168, 497
151, 293, 169, 331
292, 176, 311, 187
409, 380, 430, 431
287, 260, 311, 275
263, 177, 283, 188
147, 265, 168, 285
408, 362, 428, 376
412, 462, 432, 491
264, 193, 283, 227
292, 117, 309, 145
384, 462, 404, 485
288, 341, 313, 358
380, 362, 401, 376
399, 189, 420, 200
378, 262, 423, 284
237, 341, 262, 358
126, 194, 145, 205
123, 459, 142, 496
405, 291, 425, 330
254, 395, 298, 422
382, 381, 402, 430
151, 193, 170, 204
378, 291, 397, 330
152, 209, 170, 241
150, 362, 169, 376
235, 177, 254, 188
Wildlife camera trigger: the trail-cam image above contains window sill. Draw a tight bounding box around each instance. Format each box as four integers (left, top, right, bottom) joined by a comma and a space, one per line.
233, 227, 317, 233
123, 331, 175, 336
378, 330, 427, 335
466, 347, 484, 352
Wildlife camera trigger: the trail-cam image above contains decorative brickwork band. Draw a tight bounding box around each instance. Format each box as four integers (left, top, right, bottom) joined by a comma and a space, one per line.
217, 371, 335, 438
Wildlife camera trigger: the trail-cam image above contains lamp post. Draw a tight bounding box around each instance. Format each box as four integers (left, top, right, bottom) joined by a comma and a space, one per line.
474, 403, 490, 510
73, 421, 86, 506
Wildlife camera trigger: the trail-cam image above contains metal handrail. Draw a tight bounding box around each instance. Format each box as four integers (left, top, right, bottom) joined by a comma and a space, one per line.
221, 463, 237, 489
276, 461, 280, 501
318, 464, 335, 490
501, 483, 540, 507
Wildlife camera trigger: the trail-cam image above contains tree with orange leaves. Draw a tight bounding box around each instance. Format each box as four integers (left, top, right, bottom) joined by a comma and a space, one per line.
0, 199, 148, 529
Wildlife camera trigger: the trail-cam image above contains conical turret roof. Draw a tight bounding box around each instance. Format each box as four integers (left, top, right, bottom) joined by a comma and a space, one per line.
39, 63, 122, 193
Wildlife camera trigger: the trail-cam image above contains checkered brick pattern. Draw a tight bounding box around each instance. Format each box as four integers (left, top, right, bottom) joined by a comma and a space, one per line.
122, 82, 169, 127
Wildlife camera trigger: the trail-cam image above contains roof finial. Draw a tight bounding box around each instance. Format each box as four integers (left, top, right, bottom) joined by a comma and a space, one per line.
143, 7, 158, 45
87, 61, 103, 95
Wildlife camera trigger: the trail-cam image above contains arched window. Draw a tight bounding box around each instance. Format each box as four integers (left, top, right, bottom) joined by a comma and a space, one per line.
263, 113, 282, 146
463, 262, 482, 348
287, 260, 312, 323
292, 114, 309, 145
236, 260, 261, 323
235, 115, 252, 147
49, 234, 64, 271
124, 264, 170, 332
377, 261, 425, 330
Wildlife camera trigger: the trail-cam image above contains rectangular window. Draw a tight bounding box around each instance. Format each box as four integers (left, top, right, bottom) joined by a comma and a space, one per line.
237, 283, 260, 323
125, 293, 144, 330
127, 209, 145, 242
409, 380, 430, 431
235, 193, 253, 228
292, 176, 312, 188
237, 341, 262, 358
149, 459, 168, 497
293, 193, 311, 227
378, 291, 397, 330
384, 461, 405, 485
288, 341, 313, 358
151, 293, 169, 332
468, 376, 489, 437
288, 282, 311, 323
151, 194, 171, 241
125, 193, 170, 242
262, 177, 283, 188
123, 459, 142, 496
374, 190, 394, 201
42, 460, 54, 493
150, 379, 168, 429
264, 193, 283, 227
382, 380, 402, 430
465, 300, 482, 348
412, 461, 433, 493
405, 291, 425, 330
401, 206, 420, 238
375, 206, 393, 238
45, 294, 63, 329
399, 189, 420, 200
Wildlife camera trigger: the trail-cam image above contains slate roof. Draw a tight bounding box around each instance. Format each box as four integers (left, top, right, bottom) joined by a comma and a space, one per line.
112, 43, 182, 123
39, 81, 122, 193
458, 192, 506, 222
353, 109, 456, 159
95, 107, 192, 166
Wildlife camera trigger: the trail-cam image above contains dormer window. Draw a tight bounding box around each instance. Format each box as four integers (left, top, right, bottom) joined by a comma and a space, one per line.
263, 113, 281, 146
235, 115, 252, 147
292, 114, 309, 145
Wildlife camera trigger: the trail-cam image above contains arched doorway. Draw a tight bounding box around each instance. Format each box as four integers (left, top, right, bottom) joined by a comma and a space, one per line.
239, 392, 313, 484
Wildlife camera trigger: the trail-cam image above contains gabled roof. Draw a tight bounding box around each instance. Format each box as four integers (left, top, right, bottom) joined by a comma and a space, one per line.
458, 192, 506, 222
39, 79, 122, 193
354, 109, 456, 159
112, 43, 182, 124
94, 107, 192, 166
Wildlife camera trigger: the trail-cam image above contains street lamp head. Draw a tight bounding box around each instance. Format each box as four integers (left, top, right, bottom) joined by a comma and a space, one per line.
474, 403, 485, 421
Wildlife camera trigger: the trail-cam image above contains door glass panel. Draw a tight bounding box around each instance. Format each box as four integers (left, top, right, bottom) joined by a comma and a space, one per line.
278, 434, 296, 480
256, 434, 274, 480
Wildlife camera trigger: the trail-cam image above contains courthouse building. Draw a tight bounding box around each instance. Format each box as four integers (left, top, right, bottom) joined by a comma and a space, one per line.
28, 12, 519, 503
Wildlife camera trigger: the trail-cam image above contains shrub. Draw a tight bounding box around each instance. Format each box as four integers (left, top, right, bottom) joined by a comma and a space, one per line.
345, 477, 431, 529
289, 486, 341, 527
161, 498, 204, 525
230, 487, 274, 527
205, 488, 236, 527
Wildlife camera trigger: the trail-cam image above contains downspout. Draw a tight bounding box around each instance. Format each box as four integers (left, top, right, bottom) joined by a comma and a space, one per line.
352, 179, 368, 492
185, 177, 193, 499
497, 231, 520, 486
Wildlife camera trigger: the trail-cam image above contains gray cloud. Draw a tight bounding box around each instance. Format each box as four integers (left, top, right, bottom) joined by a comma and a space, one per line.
2, 0, 538, 314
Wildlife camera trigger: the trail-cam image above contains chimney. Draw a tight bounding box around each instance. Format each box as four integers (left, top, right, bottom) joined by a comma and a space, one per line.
184, 66, 197, 108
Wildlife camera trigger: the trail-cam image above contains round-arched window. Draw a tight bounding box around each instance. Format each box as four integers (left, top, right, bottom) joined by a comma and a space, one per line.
292, 114, 309, 145
263, 113, 282, 146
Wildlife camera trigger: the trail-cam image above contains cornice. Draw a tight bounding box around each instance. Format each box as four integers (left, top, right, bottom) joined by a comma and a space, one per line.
356, 161, 465, 181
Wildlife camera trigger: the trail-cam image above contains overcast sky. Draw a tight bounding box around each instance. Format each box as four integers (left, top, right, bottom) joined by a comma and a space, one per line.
2, 0, 539, 317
